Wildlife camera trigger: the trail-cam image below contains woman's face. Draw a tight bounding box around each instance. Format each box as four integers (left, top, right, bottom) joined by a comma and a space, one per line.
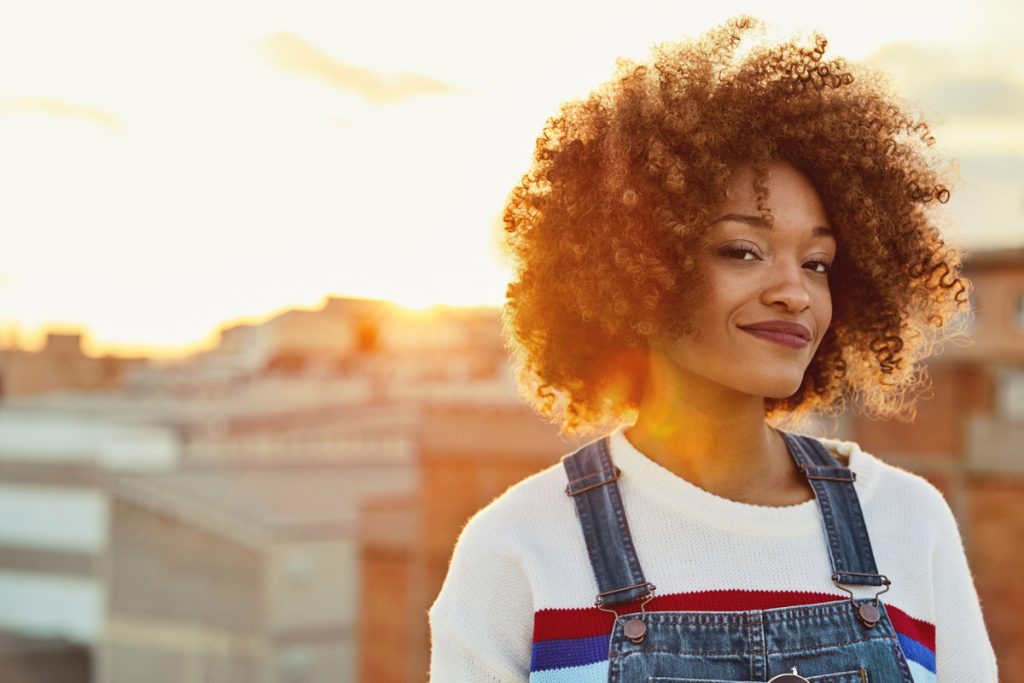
657, 160, 837, 399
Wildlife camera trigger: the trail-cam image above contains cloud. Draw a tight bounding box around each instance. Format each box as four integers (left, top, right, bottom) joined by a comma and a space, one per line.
921, 78, 1024, 121
0, 97, 121, 130
261, 32, 455, 103
866, 43, 1024, 121
952, 154, 1024, 250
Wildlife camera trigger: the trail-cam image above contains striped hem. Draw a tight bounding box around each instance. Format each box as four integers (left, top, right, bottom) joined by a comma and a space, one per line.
530, 590, 935, 677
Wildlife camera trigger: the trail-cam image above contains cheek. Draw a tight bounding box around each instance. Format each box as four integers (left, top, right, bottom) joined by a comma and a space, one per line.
817, 288, 833, 336
696, 273, 739, 322
688, 292, 730, 335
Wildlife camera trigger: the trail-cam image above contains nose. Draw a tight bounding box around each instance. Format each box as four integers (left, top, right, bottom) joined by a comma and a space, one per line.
761, 259, 811, 312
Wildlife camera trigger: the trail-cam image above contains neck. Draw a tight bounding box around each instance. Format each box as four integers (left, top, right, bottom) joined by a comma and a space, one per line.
624, 347, 811, 506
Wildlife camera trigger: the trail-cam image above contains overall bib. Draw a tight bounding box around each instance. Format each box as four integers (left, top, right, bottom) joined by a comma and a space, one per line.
562, 430, 915, 682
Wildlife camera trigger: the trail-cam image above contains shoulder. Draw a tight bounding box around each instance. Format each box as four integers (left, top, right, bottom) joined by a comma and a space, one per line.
817, 435, 954, 521
429, 462, 574, 681
430, 454, 582, 620
453, 458, 576, 553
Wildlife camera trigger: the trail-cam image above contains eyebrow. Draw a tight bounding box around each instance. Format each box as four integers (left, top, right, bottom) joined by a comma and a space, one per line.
712, 213, 835, 239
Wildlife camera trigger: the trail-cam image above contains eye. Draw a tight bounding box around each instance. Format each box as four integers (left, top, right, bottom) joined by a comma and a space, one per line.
805, 259, 832, 275
720, 244, 760, 260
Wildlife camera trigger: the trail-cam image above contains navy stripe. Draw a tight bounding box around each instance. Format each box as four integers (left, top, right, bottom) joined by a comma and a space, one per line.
530, 634, 608, 671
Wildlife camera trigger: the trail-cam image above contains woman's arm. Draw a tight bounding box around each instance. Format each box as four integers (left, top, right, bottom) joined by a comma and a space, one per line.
428, 510, 534, 682
931, 493, 999, 681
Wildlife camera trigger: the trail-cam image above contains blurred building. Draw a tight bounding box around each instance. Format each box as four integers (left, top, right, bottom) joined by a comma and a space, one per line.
847, 246, 1024, 674
0, 403, 179, 683
98, 462, 416, 683
139, 296, 506, 389
0, 406, 179, 640
356, 400, 573, 682
3, 265, 1020, 682
0, 332, 146, 398
0, 294, 519, 682
181, 400, 417, 468
0, 630, 90, 683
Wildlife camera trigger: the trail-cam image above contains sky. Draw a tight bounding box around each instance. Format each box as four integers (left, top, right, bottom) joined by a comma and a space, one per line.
1, 0, 1022, 358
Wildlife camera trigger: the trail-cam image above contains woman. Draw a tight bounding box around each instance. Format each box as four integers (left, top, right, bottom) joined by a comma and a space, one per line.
428, 16, 997, 682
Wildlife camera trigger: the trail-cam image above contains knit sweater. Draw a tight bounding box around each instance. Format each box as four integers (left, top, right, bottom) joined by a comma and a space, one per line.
428, 427, 998, 682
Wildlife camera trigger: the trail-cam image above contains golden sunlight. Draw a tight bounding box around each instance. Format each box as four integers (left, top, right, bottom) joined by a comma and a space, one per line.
0, 0, 1015, 358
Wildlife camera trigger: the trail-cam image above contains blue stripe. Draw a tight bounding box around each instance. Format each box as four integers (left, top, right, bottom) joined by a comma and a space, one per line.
907, 658, 938, 683
530, 660, 609, 682
530, 634, 608, 671
898, 633, 936, 673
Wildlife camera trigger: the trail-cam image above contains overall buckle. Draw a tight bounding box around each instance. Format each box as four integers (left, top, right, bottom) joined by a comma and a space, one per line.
832, 572, 891, 629
594, 582, 656, 644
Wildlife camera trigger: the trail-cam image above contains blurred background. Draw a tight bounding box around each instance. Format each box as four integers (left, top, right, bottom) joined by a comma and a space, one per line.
0, 0, 1021, 681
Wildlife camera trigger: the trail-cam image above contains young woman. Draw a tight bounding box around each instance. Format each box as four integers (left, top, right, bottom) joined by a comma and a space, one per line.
428, 16, 998, 682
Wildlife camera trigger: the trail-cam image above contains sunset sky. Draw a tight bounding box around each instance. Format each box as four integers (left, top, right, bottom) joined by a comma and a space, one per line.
1, 0, 1022, 358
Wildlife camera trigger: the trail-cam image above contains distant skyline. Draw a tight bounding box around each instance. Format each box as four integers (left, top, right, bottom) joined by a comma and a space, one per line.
1, 0, 1022, 358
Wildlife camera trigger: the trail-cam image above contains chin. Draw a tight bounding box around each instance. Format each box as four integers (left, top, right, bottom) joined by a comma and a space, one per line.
747, 375, 806, 399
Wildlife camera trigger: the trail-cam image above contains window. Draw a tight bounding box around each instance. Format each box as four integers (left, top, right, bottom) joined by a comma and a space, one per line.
284, 551, 316, 585
278, 646, 314, 681
1000, 372, 1024, 422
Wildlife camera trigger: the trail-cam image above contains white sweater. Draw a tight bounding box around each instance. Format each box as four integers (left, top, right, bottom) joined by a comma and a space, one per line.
428, 427, 998, 682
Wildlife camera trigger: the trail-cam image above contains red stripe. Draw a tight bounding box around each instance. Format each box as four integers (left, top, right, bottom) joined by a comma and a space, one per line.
532, 590, 848, 642
884, 603, 936, 652
531, 590, 937, 651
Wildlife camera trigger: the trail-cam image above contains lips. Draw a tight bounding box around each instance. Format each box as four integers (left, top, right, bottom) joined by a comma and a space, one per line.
739, 321, 812, 341
739, 321, 812, 350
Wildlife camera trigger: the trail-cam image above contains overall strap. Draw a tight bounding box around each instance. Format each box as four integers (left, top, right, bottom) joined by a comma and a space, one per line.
780, 431, 887, 588
562, 437, 653, 607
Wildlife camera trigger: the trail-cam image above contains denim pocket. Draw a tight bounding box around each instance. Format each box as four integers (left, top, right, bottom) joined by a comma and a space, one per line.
649, 670, 866, 683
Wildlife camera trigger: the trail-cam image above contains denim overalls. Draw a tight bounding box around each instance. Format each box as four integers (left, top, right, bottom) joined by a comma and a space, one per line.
562, 430, 915, 682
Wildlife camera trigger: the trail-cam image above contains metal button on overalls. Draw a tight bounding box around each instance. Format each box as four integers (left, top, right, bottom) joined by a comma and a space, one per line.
562, 431, 916, 682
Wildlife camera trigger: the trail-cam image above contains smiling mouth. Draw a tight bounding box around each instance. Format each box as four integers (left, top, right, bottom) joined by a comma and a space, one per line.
740, 327, 810, 349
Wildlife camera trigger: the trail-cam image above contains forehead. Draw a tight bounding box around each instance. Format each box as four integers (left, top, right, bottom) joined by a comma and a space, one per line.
711, 212, 835, 241
715, 161, 831, 227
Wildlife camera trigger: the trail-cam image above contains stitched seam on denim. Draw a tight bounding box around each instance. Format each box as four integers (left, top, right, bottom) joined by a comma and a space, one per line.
753, 611, 767, 677
566, 467, 618, 486
641, 679, 864, 683
770, 632, 901, 656
806, 670, 863, 682
611, 635, 900, 659
800, 434, 882, 579
790, 435, 851, 577
566, 451, 609, 598
566, 441, 649, 604
814, 480, 846, 574
806, 672, 864, 683
887, 637, 916, 682
762, 599, 872, 618
599, 436, 646, 587
612, 633, 897, 658
843, 487, 880, 574
619, 597, 895, 628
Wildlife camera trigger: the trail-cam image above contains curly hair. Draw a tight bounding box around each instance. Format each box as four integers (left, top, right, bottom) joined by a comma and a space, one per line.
499, 15, 971, 438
